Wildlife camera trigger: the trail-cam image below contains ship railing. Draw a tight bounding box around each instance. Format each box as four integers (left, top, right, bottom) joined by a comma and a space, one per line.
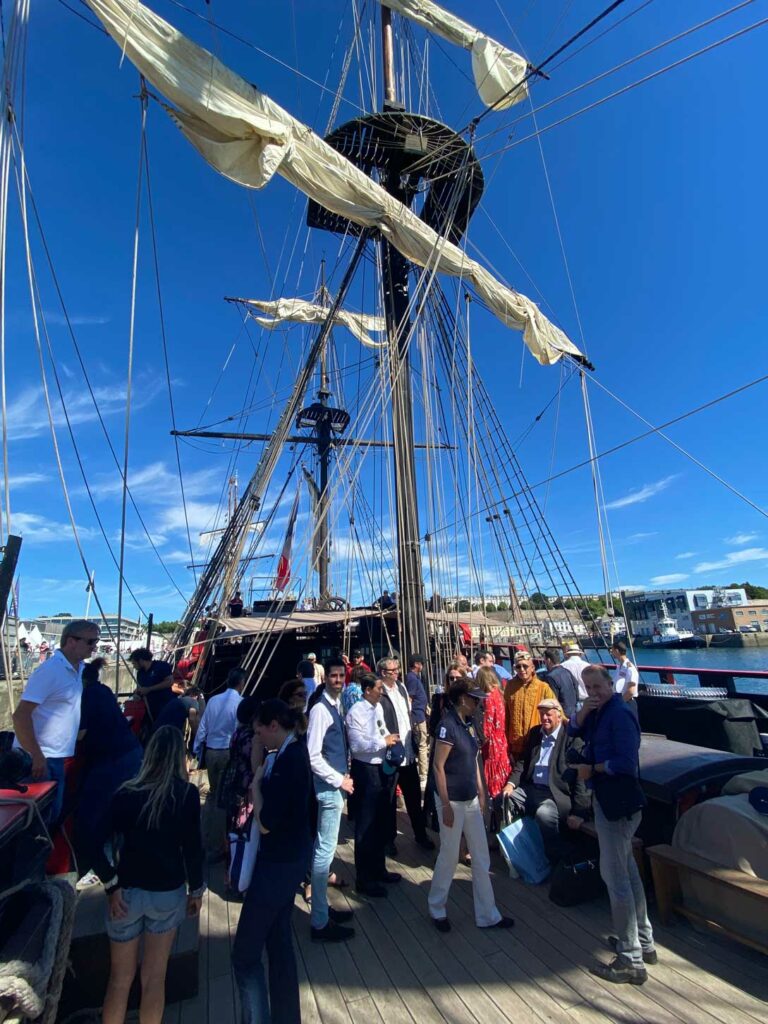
597, 662, 768, 700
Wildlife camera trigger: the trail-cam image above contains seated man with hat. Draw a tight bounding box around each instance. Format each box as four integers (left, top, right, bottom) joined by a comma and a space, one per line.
503, 698, 591, 862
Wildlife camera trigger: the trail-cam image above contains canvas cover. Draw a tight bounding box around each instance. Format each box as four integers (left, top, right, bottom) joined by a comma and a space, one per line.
242, 298, 386, 349
381, 0, 529, 110
673, 793, 768, 880
672, 793, 768, 948
84, 0, 583, 367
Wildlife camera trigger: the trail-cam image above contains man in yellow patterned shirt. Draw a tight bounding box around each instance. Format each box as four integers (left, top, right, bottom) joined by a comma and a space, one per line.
504, 651, 555, 765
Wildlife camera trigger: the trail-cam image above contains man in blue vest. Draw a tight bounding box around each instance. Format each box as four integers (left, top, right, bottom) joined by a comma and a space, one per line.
306, 657, 355, 941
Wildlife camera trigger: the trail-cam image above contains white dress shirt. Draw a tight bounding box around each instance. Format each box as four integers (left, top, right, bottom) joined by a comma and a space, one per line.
345, 698, 388, 764
382, 681, 413, 764
193, 687, 242, 753
563, 655, 590, 701
532, 724, 561, 787
614, 658, 639, 695
307, 690, 345, 788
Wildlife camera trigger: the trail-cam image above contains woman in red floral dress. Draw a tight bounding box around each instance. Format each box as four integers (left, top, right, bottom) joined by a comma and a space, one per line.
475, 666, 510, 799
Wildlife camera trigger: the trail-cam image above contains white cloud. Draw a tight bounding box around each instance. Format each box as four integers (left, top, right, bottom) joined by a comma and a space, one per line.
605, 475, 678, 511
694, 547, 768, 573
44, 311, 110, 326
674, 551, 697, 560
0, 473, 49, 489
88, 462, 222, 504
624, 532, 657, 545
650, 573, 689, 585
725, 532, 758, 546
12, 511, 98, 544
7, 377, 163, 440
156, 501, 225, 537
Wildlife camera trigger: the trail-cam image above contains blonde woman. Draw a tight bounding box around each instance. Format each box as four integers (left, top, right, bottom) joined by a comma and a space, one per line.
94, 726, 204, 1024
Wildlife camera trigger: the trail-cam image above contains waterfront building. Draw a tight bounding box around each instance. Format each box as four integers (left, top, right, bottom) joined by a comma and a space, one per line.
621, 588, 748, 638
28, 613, 144, 647
692, 601, 768, 635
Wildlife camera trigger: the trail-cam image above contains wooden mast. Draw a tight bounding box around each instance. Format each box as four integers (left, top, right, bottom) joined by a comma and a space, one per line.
379, 7, 431, 682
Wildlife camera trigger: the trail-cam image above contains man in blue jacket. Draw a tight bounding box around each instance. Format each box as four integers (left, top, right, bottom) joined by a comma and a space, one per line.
404, 653, 429, 785
569, 666, 656, 985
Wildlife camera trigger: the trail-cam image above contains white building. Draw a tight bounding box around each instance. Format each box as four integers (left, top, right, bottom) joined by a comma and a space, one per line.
621, 588, 748, 637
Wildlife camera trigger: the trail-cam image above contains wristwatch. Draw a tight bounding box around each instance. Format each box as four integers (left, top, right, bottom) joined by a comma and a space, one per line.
188, 884, 206, 898
104, 877, 120, 895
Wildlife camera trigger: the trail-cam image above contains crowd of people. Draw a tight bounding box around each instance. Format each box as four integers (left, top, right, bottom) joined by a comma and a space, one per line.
10, 620, 653, 1024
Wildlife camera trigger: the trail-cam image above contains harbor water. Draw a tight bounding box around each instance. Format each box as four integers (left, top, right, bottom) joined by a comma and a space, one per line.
587, 645, 768, 695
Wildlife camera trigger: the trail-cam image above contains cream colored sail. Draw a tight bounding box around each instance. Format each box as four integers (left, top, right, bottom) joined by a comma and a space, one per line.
242, 298, 386, 349
381, 0, 529, 110
84, 0, 583, 367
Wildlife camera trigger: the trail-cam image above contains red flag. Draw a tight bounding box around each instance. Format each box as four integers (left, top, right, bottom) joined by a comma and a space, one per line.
274, 488, 300, 592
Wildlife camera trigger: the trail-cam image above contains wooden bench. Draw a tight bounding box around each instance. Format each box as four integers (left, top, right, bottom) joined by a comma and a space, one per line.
578, 819, 645, 881
647, 843, 768, 956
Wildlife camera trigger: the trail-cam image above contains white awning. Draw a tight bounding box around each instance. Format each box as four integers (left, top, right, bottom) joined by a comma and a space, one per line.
85, 0, 583, 367
241, 298, 386, 349
381, 1, 529, 110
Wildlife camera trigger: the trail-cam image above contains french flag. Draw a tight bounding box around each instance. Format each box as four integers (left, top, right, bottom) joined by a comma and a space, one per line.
274, 489, 300, 592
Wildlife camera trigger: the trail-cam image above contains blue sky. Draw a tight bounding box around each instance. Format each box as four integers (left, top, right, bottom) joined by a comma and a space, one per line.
5, 0, 768, 621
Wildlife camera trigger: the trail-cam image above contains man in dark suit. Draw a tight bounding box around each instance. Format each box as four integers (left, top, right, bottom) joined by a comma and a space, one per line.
542, 647, 580, 719
502, 698, 590, 862
378, 656, 435, 852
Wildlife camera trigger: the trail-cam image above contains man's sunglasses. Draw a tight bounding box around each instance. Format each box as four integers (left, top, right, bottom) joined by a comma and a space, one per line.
72, 636, 99, 645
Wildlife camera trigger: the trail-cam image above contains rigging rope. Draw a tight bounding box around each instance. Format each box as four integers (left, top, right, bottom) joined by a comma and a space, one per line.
115, 84, 146, 686
141, 93, 197, 585
430, 364, 768, 542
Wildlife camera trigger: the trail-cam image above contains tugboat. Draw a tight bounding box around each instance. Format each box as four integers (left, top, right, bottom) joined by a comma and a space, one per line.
647, 615, 706, 649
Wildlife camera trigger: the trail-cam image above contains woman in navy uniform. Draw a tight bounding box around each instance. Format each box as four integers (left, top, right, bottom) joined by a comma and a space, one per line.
428, 677, 513, 933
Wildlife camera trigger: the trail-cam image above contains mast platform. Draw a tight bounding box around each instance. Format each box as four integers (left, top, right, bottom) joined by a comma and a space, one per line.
167, 805, 768, 1024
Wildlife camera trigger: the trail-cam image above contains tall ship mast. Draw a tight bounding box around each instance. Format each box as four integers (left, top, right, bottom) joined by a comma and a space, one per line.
62, 0, 601, 693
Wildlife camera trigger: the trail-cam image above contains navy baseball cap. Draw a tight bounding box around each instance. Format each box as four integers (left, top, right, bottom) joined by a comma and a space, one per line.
383, 740, 406, 774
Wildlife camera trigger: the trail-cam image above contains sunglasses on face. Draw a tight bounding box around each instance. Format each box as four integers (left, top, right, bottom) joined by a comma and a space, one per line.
73, 636, 99, 646
447, 674, 462, 681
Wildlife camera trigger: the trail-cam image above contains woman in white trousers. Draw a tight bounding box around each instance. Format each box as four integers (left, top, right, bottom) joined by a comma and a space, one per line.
428, 677, 514, 932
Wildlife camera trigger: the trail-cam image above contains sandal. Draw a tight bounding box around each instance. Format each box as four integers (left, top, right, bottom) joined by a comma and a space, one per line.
301, 882, 312, 906
328, 873, 348, 890
461, 853, 472, 867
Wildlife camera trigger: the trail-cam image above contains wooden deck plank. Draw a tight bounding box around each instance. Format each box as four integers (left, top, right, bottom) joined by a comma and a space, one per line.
177, 800, 768, 1024
566, 893, 768, 1024
392, 852, 609, 1024
292, 903, 355, 1024
488, 857, 768, 1024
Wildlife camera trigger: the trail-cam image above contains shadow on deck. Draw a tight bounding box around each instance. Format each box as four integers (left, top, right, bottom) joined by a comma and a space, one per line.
163, 812, 768, 1024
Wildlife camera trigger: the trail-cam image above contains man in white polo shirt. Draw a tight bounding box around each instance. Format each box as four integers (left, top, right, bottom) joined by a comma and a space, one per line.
13, 618, 99, 823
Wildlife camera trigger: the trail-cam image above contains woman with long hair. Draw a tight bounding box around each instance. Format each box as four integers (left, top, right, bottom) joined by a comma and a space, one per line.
93, 726, 204, 1024
231, 699, 312, 1024
428, 678, 513, 933
475, 665, 511, 802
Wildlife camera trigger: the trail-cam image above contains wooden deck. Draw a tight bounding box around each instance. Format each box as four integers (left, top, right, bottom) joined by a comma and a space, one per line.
163, 812, 768, 1024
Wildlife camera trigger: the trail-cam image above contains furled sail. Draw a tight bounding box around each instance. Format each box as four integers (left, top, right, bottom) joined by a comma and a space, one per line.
84, 0, 584, 367
380, 0, 529, 110
241, 298, 386, 349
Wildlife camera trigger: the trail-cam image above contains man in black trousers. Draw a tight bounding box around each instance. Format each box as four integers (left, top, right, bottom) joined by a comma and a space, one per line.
345, 674, 403, 896
503, 698, 591, 862
377, 656, 435, 853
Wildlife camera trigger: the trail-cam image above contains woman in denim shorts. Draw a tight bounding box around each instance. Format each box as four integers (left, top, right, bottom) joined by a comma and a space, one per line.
93, 726, 204, 1024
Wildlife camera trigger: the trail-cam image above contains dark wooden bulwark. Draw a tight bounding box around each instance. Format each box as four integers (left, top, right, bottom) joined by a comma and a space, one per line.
163, 811, 768, 1024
